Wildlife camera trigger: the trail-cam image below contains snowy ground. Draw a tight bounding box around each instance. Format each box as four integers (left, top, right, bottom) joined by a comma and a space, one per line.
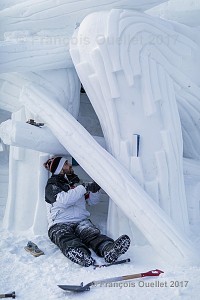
0, 167, 200, 300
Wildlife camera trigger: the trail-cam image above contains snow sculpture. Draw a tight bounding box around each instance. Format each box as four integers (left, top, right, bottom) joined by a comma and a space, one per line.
0, 1, 200, 265
20, 83, 198, 265
70, 8, 200, 238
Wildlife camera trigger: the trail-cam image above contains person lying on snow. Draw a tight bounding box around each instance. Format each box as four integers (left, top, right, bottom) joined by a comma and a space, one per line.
43, 156, 130, 267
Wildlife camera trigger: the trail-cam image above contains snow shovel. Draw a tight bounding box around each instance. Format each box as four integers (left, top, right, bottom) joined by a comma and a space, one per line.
58, 269, 164, 293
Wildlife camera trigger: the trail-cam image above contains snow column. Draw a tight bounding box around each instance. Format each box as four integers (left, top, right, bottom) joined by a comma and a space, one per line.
70, 10, 193, 241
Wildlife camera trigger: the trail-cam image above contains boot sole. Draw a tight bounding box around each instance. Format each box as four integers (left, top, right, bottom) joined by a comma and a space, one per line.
66, 248, 95, 267
104, 235, 130, 263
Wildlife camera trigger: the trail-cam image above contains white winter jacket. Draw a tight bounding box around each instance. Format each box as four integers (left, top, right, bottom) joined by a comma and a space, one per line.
46, 185, 100, 229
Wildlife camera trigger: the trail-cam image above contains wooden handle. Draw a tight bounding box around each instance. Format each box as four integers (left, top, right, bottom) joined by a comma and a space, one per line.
122, 274, 142, 280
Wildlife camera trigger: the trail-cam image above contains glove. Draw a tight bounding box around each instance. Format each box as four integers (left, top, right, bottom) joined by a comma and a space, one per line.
83, 181, 101, 193
67, 174, 80, 186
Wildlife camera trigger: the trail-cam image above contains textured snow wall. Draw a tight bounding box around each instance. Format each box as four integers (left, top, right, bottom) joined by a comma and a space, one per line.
0, 0, 166, 72
148, 0, 200, 27
20, 84, 198, 266
70, 9, 199, 239
183, 158, 200, 225
0, 69, 80, 116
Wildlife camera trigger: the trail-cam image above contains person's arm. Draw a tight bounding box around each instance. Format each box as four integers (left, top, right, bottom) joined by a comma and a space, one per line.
56, 185, 86, 205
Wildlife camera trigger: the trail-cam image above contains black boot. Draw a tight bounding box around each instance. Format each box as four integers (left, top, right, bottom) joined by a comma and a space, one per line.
103, 235, 130, 263
65, 248, 95, 267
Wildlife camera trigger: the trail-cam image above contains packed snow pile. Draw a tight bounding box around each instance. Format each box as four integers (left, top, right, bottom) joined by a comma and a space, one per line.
0, 0, 200, 299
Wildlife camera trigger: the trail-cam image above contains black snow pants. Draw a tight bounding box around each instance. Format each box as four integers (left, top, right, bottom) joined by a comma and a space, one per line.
48, 219, 114, 257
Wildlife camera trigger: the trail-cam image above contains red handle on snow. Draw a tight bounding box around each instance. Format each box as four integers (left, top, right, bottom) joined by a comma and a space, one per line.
141, 269, 164, 277
122, 269, 164, 281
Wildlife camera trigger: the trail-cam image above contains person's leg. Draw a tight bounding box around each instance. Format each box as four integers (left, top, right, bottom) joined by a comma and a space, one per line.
75, 219, 113, 256
48, 223, 95, 266
75, 219, 131, 263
